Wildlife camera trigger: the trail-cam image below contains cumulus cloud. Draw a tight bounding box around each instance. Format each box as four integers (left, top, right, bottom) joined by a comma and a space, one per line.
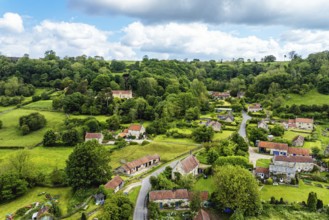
122, 22, 282, 60
0, 12, 24, 33
69, 0, 329, 29
0, 19, 136, 59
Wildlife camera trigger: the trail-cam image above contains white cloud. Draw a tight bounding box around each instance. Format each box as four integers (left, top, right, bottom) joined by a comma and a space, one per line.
0, 18, 136, 59
122, 22, 282, 60
0, 12, 24, 33
69, 0, 329, 29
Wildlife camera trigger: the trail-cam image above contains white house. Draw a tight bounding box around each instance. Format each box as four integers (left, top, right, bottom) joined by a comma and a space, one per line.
127, 124, 145, 138
112, 90, 133, 99
172, 155, 199, 179
269, 155, 314, 182
85, 132, 104, 144
286, 118, 314, 130
104, 175, 124, 193
257, 120, 268, 130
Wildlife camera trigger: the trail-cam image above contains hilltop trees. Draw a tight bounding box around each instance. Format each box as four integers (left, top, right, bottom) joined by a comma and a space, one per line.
65, 141, 112, 190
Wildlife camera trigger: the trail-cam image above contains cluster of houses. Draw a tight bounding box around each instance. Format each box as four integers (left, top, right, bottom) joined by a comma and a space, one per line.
282, 118, 314, 130
84, 124, 146, 144
255, 141, 314, 183
209, 91, 244, 99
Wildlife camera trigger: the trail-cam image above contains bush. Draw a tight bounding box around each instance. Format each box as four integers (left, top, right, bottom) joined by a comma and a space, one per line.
267, 178, 273, 185
0, 120, 2, 129
290, 178, 296, 185
19, 112, 46, 135
141, 140, 150, 146
129, 141, 138, 145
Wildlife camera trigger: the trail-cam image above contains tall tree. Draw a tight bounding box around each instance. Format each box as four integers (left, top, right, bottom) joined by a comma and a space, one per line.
65, 141, 112, 190
213, 165, 262, 216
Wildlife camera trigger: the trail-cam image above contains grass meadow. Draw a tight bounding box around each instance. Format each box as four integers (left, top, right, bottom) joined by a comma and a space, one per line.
256, 159, 271, 168
260, 180, 329, 205
23, 100, 53, 111
0, 109, 65, 147
284, 89, 329, 106
193, 176, 216, 194
109, 142, 196, 168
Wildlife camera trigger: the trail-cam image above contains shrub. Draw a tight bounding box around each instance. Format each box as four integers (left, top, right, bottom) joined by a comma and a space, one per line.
0, 120, 2, 129
129, 141, 138, 145
290, 178, 296, 185
141, 140, 150, 146
19, 112, 46, 135
267, 178, 273, 185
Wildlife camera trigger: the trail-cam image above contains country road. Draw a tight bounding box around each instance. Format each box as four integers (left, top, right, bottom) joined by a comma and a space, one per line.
238, 110, 251, 139
133, 159, 181, 220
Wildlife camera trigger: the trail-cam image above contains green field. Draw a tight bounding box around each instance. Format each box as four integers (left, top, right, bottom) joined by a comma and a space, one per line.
0, 105, 15, 113
0, 187, 72, 217
109, 142, 196, 168
152, 135, 195, 144
256, 159, 271, 168
304, 141, 322, 149
193, 176, 215, 194
284, 89, 329, 106
0, 109, 65, 147
246, 205, 328, 220
214, 130, 234, 141
315, 124, 329, 147
260, 180, 329, 205
0, 146, 73, 173
283, 130, 310, 141
23, 100, 53, 111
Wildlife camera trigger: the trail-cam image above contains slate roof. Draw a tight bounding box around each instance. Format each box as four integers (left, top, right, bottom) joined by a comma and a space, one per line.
274, 155, 313, 163
180, 155, 199, 173
292, 135, 305, 143
258, 141, 288, 150
105, 175, 124, 190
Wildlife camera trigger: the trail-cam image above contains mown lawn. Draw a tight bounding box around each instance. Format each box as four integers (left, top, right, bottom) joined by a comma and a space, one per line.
153, 135, 196, 144
284, 89, 329, 106
109, 142, 196, 168
315, 124, 329, 147
0, 109, 65, 147
260, 180, 329, 205
0, 105, 15, 113
256, 159, 271, 168
193, 176, 215, 194
23, 100, 53, 111
213, 130, 234, 141
0, 146, 73, 174
283, 130, 310, 141
0, 187, 72, 217
304, 141, 322, 149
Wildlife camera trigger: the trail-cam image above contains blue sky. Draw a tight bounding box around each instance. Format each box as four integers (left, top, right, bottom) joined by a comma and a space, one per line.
1, 0, 329, 60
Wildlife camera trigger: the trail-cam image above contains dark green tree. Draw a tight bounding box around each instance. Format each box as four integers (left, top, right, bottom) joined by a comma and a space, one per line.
307, 192, 317, 211
214, 165, 262, 216
0, 120, 2, 129
270, 124, 285, 136
106, 114, 121, 130
65, 141, 112, 190
249, 127, 268, 144
192, 126, 214, 143
190, 191, 201, 212
81, 212, 87, 220
19, 112, 46, 135
62, 129, 80, 146
43, 130, 57, 146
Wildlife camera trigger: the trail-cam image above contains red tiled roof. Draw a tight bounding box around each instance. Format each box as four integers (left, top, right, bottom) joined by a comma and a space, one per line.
85, 132, 103, 139
288, 147, 310, 156
180, 155, 199, 173
128, 124, 143, 131
149, 189, 189, 201
105, 175, 124, 190
274, 155, 313, 163
194, 209, 210, 220
255, 167, 269, 174
149, 189, 208, 202
123, 154, 160, 170
112, 90, 132, 95
258, 141, 288, 150
296, 118, 313, 123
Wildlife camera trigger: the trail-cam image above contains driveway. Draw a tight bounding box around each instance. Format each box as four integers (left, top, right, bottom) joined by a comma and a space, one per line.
133, 159, 181, 220
249, 147, 273, 167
